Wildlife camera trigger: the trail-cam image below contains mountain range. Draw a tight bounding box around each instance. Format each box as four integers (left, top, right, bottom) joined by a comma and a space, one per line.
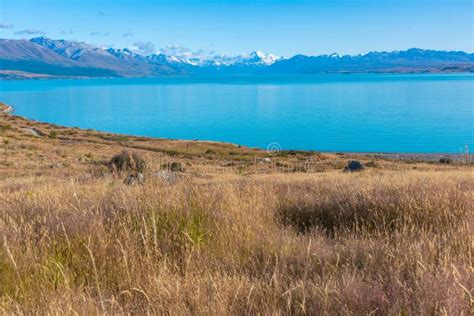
1, 37, 473, 78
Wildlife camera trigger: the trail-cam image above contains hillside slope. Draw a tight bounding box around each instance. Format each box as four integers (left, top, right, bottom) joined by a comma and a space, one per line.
0, 38, 177, 77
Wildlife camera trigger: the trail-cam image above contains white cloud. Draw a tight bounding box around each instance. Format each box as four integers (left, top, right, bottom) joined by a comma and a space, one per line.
130, 41, 156, 55
60, 28, 76, 35
158, 44, 211, 60
90, 31, 109, 36
14, 28, 46, 35
0, 23, 14, 29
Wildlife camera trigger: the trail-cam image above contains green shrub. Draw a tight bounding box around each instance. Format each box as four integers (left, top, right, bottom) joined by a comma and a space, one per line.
0, 124, 12, 132
49, 131, 58, 139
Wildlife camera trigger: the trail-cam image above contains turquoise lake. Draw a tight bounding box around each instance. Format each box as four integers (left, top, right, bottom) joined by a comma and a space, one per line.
1, 74, 473, 153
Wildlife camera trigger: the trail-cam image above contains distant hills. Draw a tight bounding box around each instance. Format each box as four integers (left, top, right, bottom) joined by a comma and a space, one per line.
1, 37, 473, 78
268, 50, 474, 74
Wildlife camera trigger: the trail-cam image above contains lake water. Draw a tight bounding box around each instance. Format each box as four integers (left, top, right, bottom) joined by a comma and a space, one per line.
1, 74, 472, 153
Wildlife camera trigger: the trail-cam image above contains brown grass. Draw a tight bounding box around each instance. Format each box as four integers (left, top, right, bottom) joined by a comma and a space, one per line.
0, 103, 473, 314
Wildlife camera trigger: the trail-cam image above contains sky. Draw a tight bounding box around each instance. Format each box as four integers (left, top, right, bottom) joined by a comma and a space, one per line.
0, 0, 472, 57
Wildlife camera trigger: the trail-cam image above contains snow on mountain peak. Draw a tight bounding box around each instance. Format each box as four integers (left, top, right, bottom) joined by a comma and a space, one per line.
107, 47, 139, 58
143, 44, 280, 67
256, 51, 280, 65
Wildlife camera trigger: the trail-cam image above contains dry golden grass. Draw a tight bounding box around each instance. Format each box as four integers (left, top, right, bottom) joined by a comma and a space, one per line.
0, 103, 473, 314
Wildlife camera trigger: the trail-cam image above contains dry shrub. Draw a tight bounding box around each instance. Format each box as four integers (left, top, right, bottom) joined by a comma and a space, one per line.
276, 176, 469, 236
109, 151, 146, 173
161, 161, 184, 172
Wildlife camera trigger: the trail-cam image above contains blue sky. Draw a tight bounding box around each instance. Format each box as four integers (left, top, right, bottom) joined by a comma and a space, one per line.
0, 0, 472, 57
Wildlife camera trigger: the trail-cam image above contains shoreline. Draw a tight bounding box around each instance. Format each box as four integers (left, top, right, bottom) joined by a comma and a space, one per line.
1, 72, 473, 82
0, 101, 470, 162
0, 102, 13, 113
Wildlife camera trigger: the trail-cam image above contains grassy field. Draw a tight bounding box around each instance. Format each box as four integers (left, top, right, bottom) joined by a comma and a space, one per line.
0, 103, 472, 314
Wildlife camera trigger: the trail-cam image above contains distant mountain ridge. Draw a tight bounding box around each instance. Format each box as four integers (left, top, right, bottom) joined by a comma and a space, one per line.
269, 48, 474, 74
0, 37, 473, 78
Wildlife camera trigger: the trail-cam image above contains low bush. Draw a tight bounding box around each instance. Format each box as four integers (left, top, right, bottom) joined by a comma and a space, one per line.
161, 161, 184, 172
439, 157, 453, 164
48, 130, 58, 139
365, 160, 377, 167
0, 124, 12, 131
109, 151, 146, 173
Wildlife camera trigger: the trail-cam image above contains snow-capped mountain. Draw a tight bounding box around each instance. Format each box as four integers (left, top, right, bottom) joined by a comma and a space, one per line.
1, 36, 473, 78
29, 36, 138, 72
146, 53, 203, 67
106, 48, 144, 60
239, 51, 281, 65
146, 50, 281, 67
2, 37, 179, 77
30, 36, 95, 60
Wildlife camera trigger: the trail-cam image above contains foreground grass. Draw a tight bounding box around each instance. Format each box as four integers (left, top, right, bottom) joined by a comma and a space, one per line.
0, 102, 473, 314
0, 171, 472, 314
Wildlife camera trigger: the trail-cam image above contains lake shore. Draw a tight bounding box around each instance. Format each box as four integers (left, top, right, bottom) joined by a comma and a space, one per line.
3, 74, 472, 153
0, 101, 469, 163
0, 102, 12, 113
